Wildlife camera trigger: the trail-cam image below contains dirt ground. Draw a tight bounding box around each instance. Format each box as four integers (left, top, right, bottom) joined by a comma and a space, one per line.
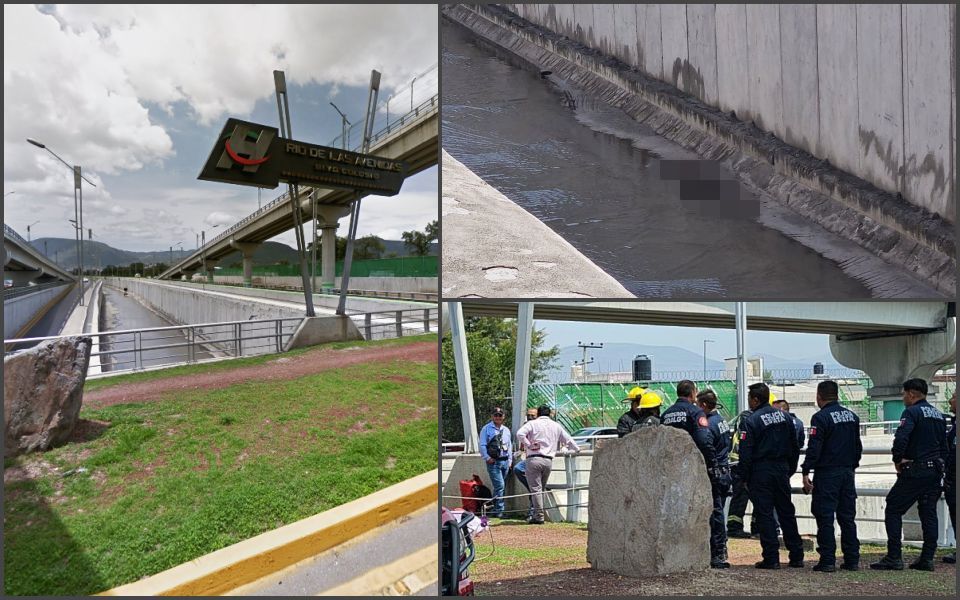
470, 521, 956, 596
84, 340, 436, 408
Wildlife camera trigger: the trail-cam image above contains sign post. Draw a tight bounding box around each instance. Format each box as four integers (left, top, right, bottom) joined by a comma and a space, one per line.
197, 71, 407, 318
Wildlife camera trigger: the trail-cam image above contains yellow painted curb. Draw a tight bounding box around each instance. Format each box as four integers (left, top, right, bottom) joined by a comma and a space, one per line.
99, 470, 438, 596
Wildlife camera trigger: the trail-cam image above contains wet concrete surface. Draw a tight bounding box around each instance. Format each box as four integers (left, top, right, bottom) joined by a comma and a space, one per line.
442, 20, 933, 299
100, 284, 211, 371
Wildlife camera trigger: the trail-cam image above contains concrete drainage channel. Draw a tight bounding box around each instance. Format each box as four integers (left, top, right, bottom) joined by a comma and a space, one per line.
99, 471, 438, 596
441, 4, 955, 298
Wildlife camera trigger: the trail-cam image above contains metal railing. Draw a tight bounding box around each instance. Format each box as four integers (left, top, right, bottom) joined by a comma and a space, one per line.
4, 223, 30, 246
5, 317, 303, 376
354, 307, 438, 341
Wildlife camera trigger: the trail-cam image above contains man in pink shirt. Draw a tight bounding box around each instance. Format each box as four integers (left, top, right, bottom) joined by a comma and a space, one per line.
515, 404, 581, 524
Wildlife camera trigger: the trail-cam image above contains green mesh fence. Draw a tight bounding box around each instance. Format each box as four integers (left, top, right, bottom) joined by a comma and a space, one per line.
529, 378, 880, 434
216, 255, 437, 278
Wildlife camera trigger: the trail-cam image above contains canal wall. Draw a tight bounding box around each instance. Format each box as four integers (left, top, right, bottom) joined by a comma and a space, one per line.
107, 278, 304, 325
496, 3, 955, 224
2, 283, 72, 339
443, 4, 956, 296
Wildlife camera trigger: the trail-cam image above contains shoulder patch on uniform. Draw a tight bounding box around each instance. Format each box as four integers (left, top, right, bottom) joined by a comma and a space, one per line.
809, 426, 817, 437
899, 418, 906, 426
698, 415, 709, 427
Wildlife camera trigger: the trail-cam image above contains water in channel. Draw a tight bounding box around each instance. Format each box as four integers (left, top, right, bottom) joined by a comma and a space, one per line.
442, 20, 892, 298
100, 284, 212, 372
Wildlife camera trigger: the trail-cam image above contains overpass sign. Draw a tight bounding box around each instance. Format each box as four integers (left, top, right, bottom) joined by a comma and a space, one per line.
198, 118, 408, 196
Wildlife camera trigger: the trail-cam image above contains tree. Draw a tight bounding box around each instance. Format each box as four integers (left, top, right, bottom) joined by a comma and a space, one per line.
354, 235, 385, 260
441, 317, 559, 442
401, 220, 438, 257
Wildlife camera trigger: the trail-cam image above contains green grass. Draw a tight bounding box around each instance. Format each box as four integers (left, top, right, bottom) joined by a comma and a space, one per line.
82, 333, 436, 393
4, 336, 437, 596
481, 545, 584, 566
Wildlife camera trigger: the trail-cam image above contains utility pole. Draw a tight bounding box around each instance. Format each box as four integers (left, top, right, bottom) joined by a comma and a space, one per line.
574, 341, 603, 383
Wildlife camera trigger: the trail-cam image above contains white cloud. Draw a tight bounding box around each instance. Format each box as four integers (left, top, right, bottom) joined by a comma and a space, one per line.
204, 211, 236, 227
3, 4, 437, 252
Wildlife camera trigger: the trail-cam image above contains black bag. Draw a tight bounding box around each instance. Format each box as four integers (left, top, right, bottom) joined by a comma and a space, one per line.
486, 428, 504, 460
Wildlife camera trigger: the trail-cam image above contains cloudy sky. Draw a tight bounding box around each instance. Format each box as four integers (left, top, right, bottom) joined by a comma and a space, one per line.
3, 4, 438, 252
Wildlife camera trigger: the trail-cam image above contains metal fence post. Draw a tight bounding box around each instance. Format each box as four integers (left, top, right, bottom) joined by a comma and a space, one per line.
395, 310, 403, 338
423, 308, 431, 333
566, 454, 581, 523
235, 322, 242, 356
365, 313, 372, 340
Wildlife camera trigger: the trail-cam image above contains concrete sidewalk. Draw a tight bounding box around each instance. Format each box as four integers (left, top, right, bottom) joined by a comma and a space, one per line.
442, 149, 632, 298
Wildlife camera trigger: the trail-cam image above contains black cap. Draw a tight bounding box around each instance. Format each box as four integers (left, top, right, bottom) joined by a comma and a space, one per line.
491, 407, 505, 416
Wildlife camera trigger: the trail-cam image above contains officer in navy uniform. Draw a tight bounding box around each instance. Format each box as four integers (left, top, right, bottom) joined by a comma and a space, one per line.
774, 398, 806, 450
801, 380, 863, 572
738, 382, 804, 569
697, 389, 733, 569
942, 391, 956, 564
871, 379, 949, 572
661, 380, 716, 472
727, 405, 756, 539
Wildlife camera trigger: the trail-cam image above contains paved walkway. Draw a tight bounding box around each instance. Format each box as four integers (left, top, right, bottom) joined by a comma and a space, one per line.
442, 149, 632, 298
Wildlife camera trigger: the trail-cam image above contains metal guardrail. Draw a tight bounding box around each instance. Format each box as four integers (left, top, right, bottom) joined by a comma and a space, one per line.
5, 317, 304, 375
162, 82, 439, 280
3, 281, 71, 300
4, 306, 438, 375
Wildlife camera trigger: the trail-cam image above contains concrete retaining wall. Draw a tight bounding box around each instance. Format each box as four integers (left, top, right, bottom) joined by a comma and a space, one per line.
210, 275, 438, 294
108, 278, 304, 325
3, 284, 71, 339
500, 3, 956, 222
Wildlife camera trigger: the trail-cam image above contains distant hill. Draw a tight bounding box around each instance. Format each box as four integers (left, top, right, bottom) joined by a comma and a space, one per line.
30, 237, 438, 271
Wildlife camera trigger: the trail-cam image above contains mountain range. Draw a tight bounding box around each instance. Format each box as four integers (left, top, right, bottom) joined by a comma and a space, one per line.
28, 237, 437, 271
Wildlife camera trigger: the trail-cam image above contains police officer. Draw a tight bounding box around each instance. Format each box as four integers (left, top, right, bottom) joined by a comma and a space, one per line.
801, 380, 863, 572
698, 389, 733, 569
727, 403, 755, 539
774, 398, 806, 450
943, 391, 956, 564
871, 379, 949, 572
662, 380, 716, 471
727, 391, 777, 539
738, 382, 804, 569
617, 387, 647, 438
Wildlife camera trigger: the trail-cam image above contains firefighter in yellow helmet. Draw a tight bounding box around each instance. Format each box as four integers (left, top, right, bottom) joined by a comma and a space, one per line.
617, 387, 662, 437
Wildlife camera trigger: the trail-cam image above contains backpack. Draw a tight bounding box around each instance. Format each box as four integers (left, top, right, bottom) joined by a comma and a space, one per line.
459, 474, 492, 513
486, 427, 504, 460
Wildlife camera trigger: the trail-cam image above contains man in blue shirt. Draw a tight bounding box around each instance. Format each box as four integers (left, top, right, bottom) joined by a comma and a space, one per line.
773, 398, 806, 450
478, 406, 512, 518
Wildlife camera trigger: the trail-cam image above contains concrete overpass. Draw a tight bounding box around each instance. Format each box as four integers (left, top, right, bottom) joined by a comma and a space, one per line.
3, 224, 75, 286
159, 93, 438, 288
447, 301, 956, 450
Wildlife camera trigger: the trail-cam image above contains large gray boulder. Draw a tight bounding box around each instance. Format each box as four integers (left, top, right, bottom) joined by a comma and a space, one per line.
587, 425, 712, 576
4, 336, 91, 457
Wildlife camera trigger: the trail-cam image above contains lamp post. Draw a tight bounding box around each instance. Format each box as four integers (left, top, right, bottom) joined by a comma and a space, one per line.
330, 102, 351, 150
28, 138, 96, 305
26, 220, 40, 242
170, 241, 182, 267
201, 225, 219, 283
703, 339, 715, 384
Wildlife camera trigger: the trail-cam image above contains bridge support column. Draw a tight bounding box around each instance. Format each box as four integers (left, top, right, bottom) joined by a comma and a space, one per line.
829, 318, 956, 421
203, 258, 219, 283
230, 241, 260, 288
316, 206, 351, 294
3, 270, 44, 286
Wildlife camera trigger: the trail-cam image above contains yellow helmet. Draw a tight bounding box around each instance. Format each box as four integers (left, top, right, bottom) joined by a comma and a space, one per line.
769, 391, 777, 405
639, 390, 662, 409
624, 386, 645, 402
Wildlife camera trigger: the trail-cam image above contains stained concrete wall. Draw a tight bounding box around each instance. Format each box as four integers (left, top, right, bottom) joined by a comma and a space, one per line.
3, 284, 70, 339
509, 4, 956, 221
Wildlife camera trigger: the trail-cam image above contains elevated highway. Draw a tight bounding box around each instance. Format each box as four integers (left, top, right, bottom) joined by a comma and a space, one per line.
159, 90, 438, 286
3, 224, 75, 286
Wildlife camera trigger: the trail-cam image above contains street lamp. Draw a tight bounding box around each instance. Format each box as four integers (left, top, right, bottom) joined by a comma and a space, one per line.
26, 220, 40, 242
170, 241, 182, 268
4, 191, 14, 197
703, 339, 715, 384
330, 102, 351, 150
28, 137, 96, 305
201, 225, 220, 283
